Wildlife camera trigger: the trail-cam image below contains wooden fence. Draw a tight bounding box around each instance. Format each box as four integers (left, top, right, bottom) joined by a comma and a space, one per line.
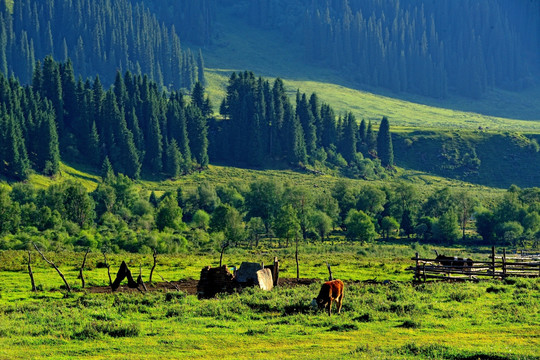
410, 247, 540, 281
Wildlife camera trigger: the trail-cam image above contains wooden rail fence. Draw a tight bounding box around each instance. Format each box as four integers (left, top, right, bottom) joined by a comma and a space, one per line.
410, 247, 540, 281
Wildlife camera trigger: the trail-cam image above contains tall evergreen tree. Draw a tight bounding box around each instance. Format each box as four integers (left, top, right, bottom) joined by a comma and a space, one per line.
341, 112, 357, 164
40, 55, 64, 139
1, 110, 29, 180
377, 116, 394, 167
35, 109, 60, 176
366, 120, 376, 153
197, 49, 206, 86
296, 92, 316, 157
186, 105, 208, 167
165, 138, 182, 178
320, 103, 337, 149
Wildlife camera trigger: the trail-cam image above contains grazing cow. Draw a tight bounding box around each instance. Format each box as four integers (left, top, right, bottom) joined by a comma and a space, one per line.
312, 279, 344, 316
434, 250, 473, 272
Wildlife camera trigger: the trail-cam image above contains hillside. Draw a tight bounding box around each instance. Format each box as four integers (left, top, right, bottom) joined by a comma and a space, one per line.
202, 2, 540, 127
1, 0, 540, 189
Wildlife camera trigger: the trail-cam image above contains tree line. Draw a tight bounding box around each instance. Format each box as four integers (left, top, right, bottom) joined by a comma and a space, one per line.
0, 0, 205, 89
237, 0, 539, 99
211, 71, 394, 178
0, 60, 397, 181
1, 175, 538, 253
0, 56, 209, 180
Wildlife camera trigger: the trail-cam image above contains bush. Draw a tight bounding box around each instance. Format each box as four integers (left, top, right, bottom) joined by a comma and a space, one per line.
328, 323, 358, 332
399, 319, 421, 329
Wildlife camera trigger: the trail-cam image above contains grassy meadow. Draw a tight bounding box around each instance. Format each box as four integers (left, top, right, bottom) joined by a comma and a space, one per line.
0, 243, 539, 359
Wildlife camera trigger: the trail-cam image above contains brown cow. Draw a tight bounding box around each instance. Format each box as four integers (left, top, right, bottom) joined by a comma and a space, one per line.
313, 279, 344, 316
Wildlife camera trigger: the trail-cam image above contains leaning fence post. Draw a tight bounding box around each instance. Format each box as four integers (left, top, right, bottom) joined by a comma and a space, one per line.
502, 248, 507, 278
422, 263, 426, 282
491, 246, 496, 278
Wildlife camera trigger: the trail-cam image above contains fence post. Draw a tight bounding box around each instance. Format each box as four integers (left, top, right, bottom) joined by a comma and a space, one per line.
422, 263, 426, 282
502, 248, 506, 278
415, 252, 419, 281
491, 246, 496, 278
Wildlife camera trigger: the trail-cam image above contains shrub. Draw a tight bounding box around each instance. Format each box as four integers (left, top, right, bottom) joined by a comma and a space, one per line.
399, 319, 421, 329
328, 323, 358, 332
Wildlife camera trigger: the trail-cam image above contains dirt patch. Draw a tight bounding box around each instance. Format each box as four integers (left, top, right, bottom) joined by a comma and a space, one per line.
85, 278, 320, 295
86, 279, 199, 295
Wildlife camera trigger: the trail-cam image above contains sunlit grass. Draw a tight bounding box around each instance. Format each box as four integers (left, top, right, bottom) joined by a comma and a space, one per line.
1, 244, 538, 359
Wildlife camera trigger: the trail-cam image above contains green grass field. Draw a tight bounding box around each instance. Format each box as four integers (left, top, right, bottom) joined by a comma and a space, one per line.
0, 244, 538, 359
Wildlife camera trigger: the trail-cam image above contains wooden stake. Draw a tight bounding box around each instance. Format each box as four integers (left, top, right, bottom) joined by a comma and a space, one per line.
79, 248, 90, 289
149, 248, 157, 284
33, 243, 71, 292
138, 264, 147, 291
102, 249, 112, 286
326, 261, 333, 281
491, 246, 496, 279
415, 252, 419, 281
502, 248, 507, 278
273, 257, 279, 287
295, 234, 300, 281
219, 242, 229, 267
27, 250, 36, 292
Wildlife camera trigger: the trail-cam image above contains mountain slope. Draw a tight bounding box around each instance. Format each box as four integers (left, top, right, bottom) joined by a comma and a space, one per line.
202, 3, 540, 126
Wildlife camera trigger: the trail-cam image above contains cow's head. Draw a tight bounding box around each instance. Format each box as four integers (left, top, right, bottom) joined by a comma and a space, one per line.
312, 297, 327, 310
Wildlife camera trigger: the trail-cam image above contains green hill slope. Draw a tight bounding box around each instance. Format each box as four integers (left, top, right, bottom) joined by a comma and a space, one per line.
202, 4, 540, 130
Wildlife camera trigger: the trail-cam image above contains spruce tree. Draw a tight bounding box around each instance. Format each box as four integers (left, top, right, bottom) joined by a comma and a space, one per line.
366, 120, 376, 153
341, 112, 357, 164
197, 49, 206, 86
186, 105, 208, 167
101, 156, 115, 182
296, 92, 316, 157
41, 56, 64, 139
39, 110, 60, 176
377, 116, 394, 167
320, 104, 337, 148
165, 138, 182, 178
309, 93, 322, 145
87, 121, 101, 166
1, 111, 29, 180
358, 118, 367, 145
59, 59, 77, 134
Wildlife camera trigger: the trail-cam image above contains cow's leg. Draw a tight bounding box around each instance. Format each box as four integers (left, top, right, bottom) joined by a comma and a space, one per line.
328, 299, 333, 316
337, 293, 343, 314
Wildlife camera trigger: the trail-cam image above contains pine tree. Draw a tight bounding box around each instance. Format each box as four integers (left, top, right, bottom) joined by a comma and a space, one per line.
1, 111, 29, 180
377, 116, 394, 167
320, 103, 336, 148
358, 118, 367, 145
296, 92, 316, 157
87, 121, 101, 166
341, 112, 357, 164
101, 156, 115, 182
309, 93, 322, 145
116, 115, 141, 179
36, 110, 60, 176
165, 138, 182, 178
191, 81, 211, 117
59, 59, 77, 134
366, 120, 376, 153
197, 49, 206, 86
186, 105, 208, 167
41, 56, 64, 139
31, 60, 42, 93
